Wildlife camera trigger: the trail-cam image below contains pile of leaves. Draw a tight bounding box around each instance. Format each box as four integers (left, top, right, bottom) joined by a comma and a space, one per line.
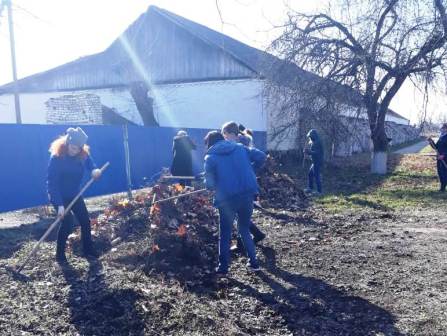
66, 156, 306, 281
258, 156, 307, 210
143, 184, 218, 280
68, 183, 219, 283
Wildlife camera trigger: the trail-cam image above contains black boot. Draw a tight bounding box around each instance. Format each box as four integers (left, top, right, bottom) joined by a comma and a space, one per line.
56, 239, 68, 264
250, 224, 266, 244
82, 241, 99, 259
253, 232, 266, 244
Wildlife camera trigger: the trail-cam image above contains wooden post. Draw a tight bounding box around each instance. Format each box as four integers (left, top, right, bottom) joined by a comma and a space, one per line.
123, 124, 133, 199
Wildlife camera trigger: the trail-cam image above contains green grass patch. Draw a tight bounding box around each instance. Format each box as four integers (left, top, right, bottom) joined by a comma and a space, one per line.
419, 144, 436, 154
315, 153, 445, 213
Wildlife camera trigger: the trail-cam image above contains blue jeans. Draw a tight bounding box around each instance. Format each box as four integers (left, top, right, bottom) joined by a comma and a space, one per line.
217, 195, 258, 272
308, 162, 322, 193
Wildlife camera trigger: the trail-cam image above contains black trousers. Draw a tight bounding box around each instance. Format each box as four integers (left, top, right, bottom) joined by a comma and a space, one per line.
56, 197, 92, 255
236, 222, 265, 250
437, 160, 447, 191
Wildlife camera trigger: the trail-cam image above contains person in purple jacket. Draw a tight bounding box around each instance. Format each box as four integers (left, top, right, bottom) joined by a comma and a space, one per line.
47, 127, 102, 263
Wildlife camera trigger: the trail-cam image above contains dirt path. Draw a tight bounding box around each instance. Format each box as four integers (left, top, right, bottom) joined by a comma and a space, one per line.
0, 191, 129, 229
394, 140, 429, 154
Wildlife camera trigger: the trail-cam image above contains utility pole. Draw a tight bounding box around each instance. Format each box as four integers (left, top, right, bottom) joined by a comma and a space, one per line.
3, 0, 22, 123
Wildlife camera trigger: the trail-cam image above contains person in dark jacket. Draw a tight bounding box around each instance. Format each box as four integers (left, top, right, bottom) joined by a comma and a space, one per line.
204, 130, 266, 275
434, 123, 447, 192
171, 130, 196, 186
238, 124, 254, 148
304, 129, 324, 194
47, 127, 102, 263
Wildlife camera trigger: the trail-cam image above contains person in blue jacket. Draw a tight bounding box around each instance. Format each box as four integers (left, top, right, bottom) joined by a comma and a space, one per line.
204, 130, 266, 275
47, 127, 102, 263
221, 122, 266, 252
304, 129, 324, 194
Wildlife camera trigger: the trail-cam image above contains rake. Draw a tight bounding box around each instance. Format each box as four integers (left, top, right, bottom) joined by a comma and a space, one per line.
12, 162, 110, 274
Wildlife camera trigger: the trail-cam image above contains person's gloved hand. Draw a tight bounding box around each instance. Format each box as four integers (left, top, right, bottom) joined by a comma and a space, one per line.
91, 168, 102, 180
57, 206, 65, 218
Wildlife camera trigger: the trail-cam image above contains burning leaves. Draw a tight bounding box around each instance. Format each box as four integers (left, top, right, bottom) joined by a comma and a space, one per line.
176, 224, 187, 237
173, 183, 185, 192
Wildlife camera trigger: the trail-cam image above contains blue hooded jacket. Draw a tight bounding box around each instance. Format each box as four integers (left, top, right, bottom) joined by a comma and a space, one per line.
204, 140, 266, 206
306, 129, 324, 165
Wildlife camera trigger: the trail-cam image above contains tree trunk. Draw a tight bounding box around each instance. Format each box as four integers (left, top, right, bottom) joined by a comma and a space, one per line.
130, 82, 158, 127
370, 126, 389, 174
371, 151, 387, 174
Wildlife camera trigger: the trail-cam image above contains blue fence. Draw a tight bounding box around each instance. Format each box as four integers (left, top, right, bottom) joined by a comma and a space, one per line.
0, 124, 266, 212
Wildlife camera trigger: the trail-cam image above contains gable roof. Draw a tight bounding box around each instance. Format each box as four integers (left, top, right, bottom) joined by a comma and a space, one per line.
0, 6, 262, 94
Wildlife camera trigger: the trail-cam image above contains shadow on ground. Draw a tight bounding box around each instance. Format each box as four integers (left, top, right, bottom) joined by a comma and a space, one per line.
61, 259, 144, 335
0, 209, 104, 259
227, 246, 404, 335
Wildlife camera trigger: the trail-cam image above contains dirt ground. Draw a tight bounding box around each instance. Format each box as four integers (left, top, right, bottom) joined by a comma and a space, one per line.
0, 153, 446, 336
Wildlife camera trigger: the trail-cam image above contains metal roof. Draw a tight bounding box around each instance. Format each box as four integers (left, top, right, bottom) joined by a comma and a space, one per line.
0, 6, 260, 94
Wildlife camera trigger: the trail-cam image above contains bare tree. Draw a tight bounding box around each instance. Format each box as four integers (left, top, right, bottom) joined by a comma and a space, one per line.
264, 69, 363, 157
270, 0, 447, 173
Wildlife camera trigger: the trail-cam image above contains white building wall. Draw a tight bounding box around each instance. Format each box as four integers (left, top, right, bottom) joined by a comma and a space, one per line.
385, 114, 409, 125
153, 79, 266, 130
0, 79, 267, 131
262, 84, 298, 151
337, 104, 409, 125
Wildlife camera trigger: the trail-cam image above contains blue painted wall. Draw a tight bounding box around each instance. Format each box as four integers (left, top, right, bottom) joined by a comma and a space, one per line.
0, 124, 266, 212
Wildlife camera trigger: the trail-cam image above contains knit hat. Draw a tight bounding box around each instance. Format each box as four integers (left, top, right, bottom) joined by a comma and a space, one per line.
66, 127, 88, 147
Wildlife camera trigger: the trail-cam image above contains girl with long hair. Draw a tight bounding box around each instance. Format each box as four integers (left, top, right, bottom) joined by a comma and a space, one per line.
47, 127, 101, 263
